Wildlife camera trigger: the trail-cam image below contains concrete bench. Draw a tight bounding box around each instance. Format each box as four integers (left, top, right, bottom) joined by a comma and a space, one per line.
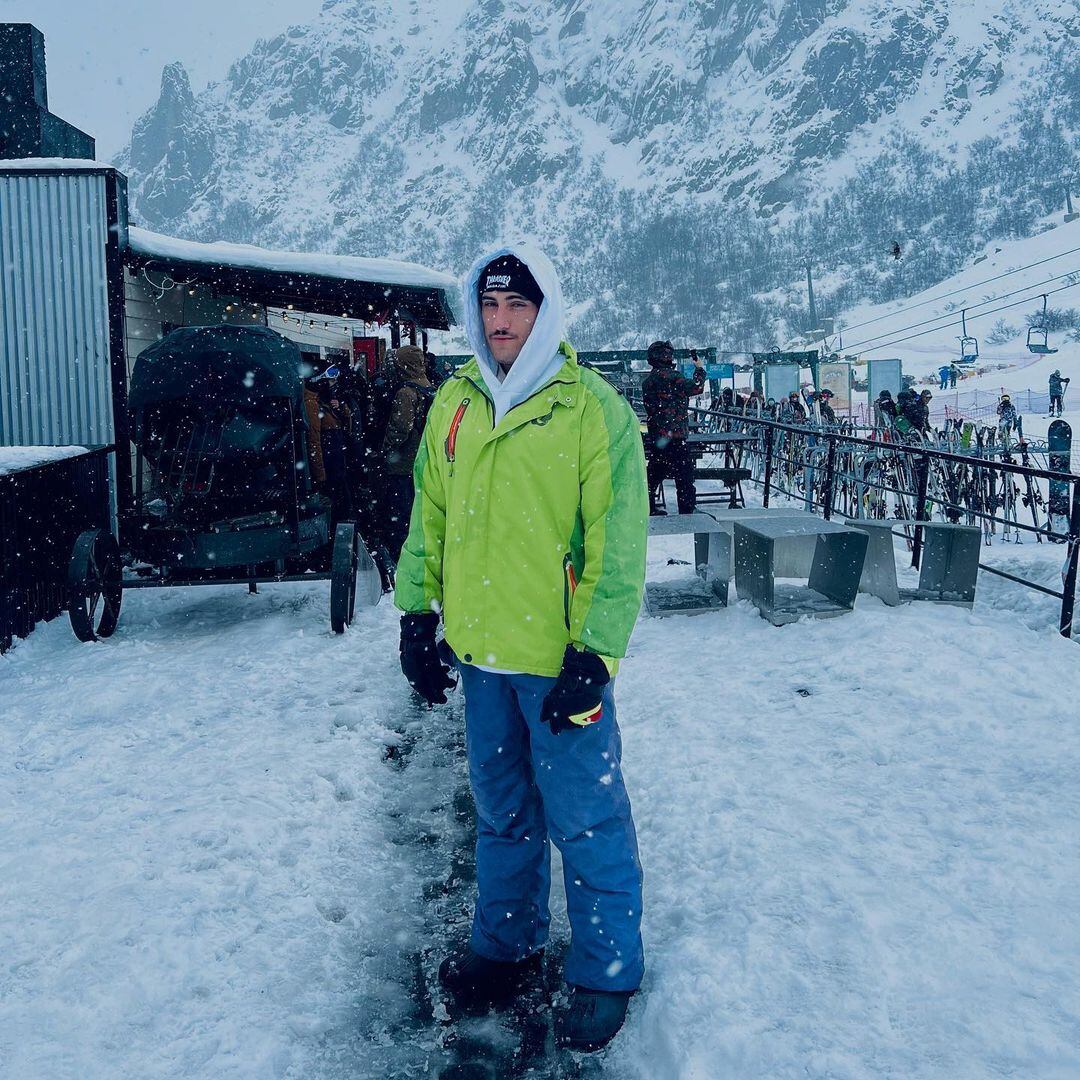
734, 518, 869, 626
699, 508, 822, 576
844, 518, 981, 607
644, 513, 730, 616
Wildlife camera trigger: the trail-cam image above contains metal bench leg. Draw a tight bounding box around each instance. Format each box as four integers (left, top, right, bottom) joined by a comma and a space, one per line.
808, 531, 868, 610
849, 523, 903, 605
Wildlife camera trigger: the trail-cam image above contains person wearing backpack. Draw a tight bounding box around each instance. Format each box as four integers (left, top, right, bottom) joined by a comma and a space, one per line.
381, 345, 434, 559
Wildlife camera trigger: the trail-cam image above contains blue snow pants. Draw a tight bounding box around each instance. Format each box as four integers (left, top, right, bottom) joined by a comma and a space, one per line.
455, 662, 645, 992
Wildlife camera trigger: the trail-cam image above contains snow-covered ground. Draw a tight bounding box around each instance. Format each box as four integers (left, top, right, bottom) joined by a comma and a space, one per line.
2, 530, 1079, 1078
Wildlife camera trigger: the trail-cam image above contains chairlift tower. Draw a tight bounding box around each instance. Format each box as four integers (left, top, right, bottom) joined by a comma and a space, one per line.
805, 261, 818, 331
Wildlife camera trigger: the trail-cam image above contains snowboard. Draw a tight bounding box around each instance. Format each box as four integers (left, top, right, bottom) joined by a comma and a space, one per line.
1047, 419, 1072, 539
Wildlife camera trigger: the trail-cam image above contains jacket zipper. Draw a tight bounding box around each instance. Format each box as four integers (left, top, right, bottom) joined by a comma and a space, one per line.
563, 552, 578, 629
445, 398, 470, 474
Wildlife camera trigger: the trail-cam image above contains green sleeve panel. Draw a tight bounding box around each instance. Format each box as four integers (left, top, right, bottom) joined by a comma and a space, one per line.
393, 409, 447, 614
569, 379, 648, 659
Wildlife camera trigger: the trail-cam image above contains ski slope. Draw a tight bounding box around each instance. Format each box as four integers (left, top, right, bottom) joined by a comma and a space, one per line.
2, 533, 1079, 1079
841, 217, 1080, 436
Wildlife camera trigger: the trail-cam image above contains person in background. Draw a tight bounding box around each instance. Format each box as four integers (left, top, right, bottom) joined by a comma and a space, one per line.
905, 389, 932, 435
304, 366, 352, 518
424, 347, 453, 389
336, 360, 371, 514
718, 386, 745, 413
876, 389, 898, 426
997, 394, 1020, 440
381, 345, 434, 560
949, 363, 960, 389
818, 388, 838, 425
1049, 369, 1070, 417
939, 364, 951, 390
641, 341, 706, 515
303, 380, 327, 491
779, 391, 807, 423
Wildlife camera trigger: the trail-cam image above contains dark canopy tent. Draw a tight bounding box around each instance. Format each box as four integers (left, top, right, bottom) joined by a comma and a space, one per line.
129, 325, 304, 411
129, 326, 308, 468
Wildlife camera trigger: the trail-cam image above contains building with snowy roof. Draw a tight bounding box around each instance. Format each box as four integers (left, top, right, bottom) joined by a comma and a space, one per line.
0, 25, 459, 518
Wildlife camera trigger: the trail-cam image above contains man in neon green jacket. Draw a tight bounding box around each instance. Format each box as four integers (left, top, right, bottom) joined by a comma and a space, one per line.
395, 244, 647, 1051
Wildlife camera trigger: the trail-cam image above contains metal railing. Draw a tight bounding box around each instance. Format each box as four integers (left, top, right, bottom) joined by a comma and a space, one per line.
691, 409, 1080, 638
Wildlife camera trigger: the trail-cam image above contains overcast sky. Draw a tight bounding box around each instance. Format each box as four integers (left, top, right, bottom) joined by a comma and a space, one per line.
0, 0, 323, 158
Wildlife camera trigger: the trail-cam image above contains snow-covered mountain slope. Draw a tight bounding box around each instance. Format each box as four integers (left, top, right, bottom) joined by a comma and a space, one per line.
825, 214, 1080, 373
117, 0, 1080, 347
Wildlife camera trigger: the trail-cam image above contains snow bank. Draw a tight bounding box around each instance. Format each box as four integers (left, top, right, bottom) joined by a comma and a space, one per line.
0, 446, 91, 476
128, 226, 457, 293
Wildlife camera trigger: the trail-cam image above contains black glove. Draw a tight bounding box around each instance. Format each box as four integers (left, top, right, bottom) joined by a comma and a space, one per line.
400, 612, 456, 706
541, 645, 610, 735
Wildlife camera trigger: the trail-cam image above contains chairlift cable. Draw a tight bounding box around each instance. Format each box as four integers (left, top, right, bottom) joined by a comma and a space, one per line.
842, 268, 1080, 352
855, 278, 1080, 356
838, 243, 1080, 336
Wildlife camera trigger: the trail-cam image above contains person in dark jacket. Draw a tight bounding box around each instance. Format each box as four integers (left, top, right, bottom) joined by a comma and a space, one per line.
876, 390, 898, 425
717, 386, 746, 413
641, 341, 706, 515
1049, 370, 1070, 417
779, 391, 807, 423
424, 348, 453, 388
304, 367, 353, 518
997, 394, 1019, 438
381, 345, 433, 559
902, 390, 931, 435
817, 389, 838, 425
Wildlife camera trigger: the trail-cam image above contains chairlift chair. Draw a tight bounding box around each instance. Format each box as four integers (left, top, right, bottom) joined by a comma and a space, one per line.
1027, 294, 1058, 355
958, 308, 979, 365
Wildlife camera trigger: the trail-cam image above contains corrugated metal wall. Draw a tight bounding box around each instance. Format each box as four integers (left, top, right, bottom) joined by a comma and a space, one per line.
0, 171, 114, 447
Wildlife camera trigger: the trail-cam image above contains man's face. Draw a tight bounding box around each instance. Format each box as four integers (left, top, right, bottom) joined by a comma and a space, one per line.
482, 291, 540, 367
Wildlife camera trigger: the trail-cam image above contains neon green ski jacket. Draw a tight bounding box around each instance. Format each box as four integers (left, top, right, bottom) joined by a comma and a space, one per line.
394, 344, 647, 678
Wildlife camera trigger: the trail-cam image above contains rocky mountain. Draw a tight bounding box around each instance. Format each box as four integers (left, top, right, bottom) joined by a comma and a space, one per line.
117, 0, 1080, 349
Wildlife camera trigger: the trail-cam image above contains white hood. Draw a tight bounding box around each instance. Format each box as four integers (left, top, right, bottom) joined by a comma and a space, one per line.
462, 243, 568, 424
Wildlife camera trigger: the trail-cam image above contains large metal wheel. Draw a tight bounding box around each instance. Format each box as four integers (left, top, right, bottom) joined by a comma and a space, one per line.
330, 522, 358, 633
68, 528, 123, 642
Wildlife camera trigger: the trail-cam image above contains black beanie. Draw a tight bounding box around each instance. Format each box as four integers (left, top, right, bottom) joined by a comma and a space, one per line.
477, 254, 545, 308
647, 340, 675, 367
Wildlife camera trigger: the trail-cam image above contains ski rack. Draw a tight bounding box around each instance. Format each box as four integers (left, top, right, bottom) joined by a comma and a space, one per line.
688, 406, 1080, 638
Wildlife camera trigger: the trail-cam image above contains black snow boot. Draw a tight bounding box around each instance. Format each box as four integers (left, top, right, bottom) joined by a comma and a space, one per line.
555, 986, 633, 1052
437, 948, 543, 1010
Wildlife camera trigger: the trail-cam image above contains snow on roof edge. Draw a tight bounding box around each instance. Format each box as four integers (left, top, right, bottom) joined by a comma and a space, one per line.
0, 158, 116, 172
0, 445, 93, 476
127, 226, 458, 293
